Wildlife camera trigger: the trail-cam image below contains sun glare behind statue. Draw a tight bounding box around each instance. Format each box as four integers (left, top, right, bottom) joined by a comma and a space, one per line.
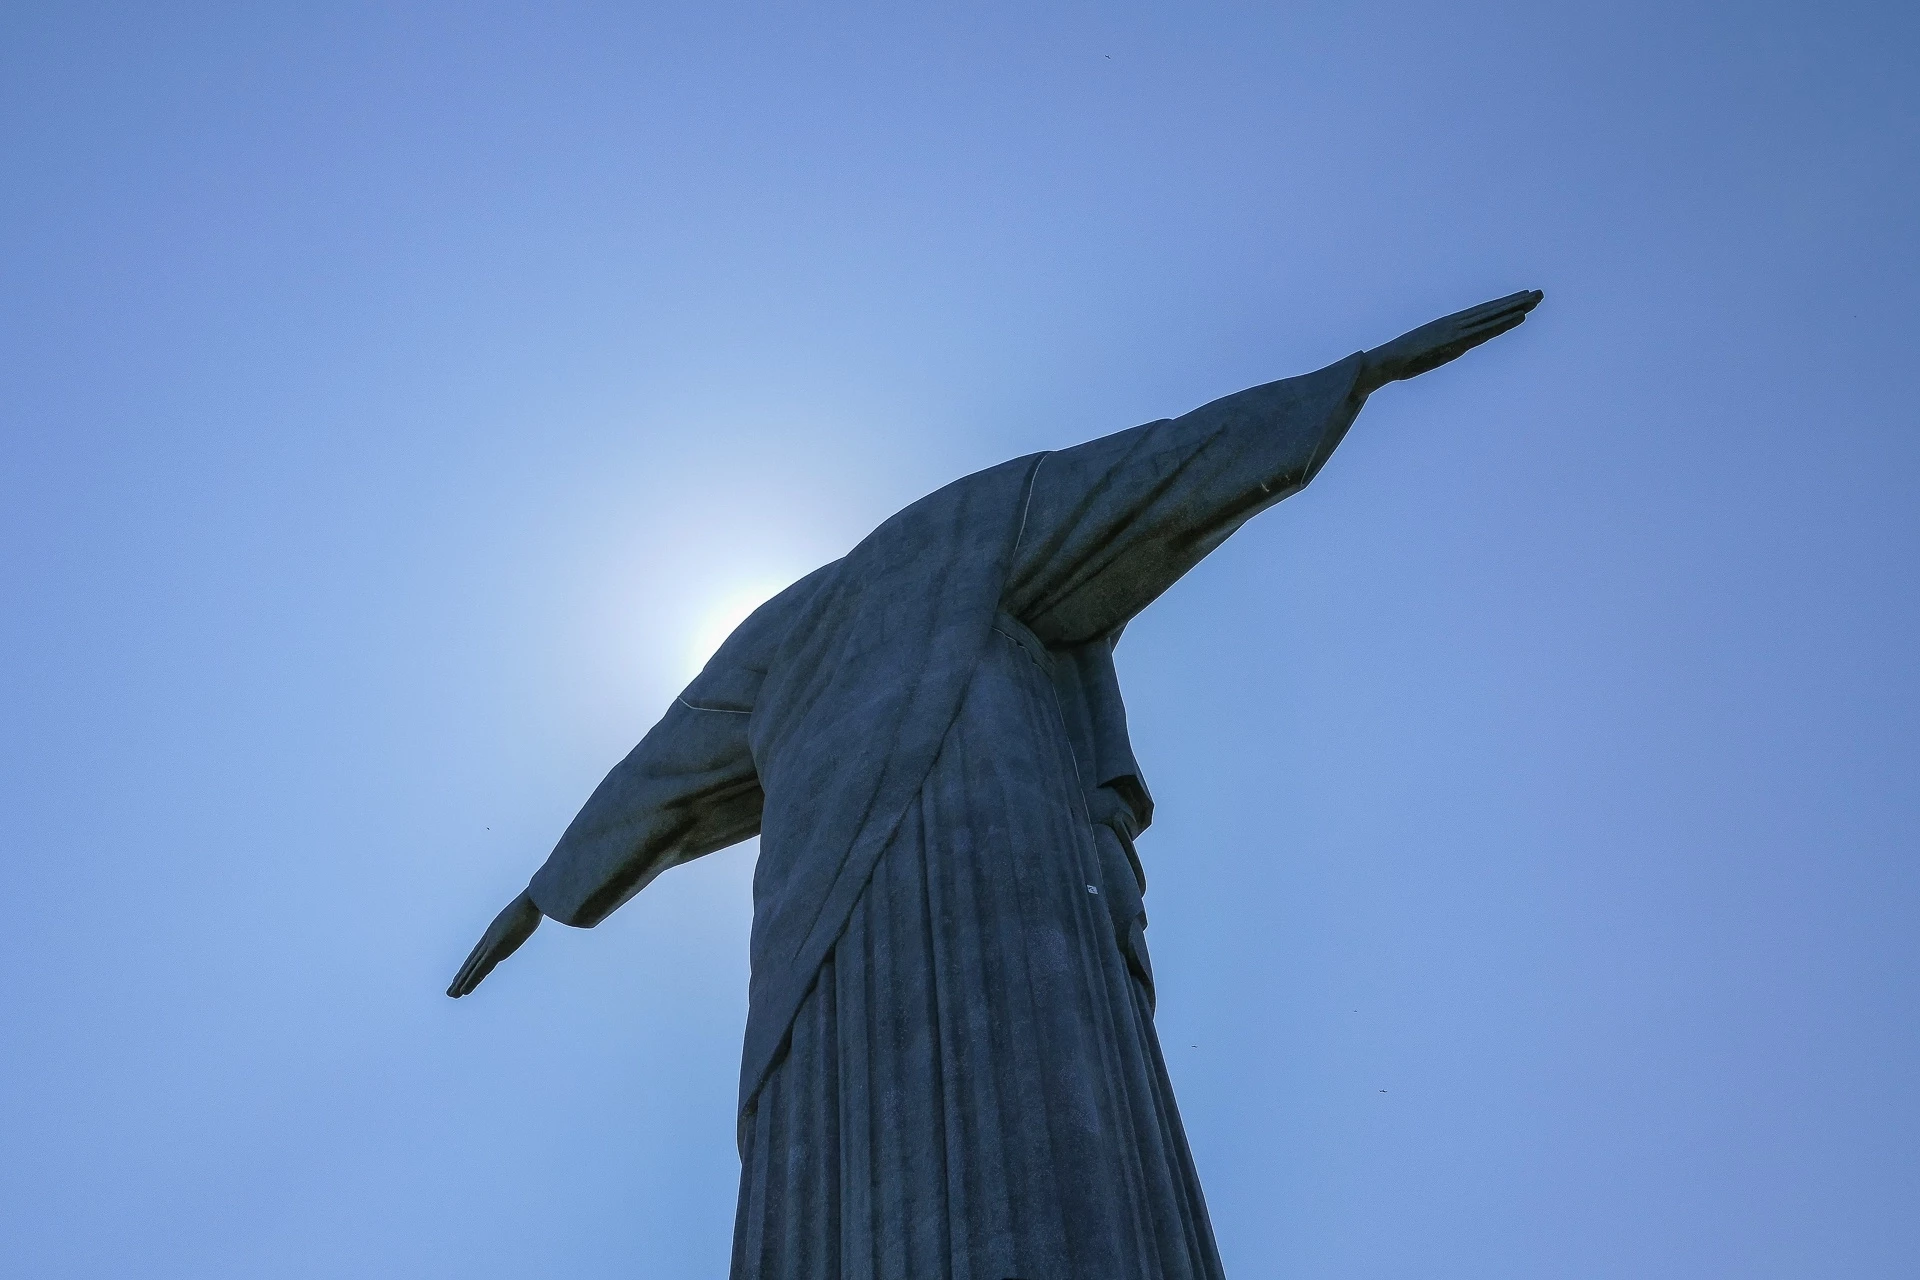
682, 578, 793, 682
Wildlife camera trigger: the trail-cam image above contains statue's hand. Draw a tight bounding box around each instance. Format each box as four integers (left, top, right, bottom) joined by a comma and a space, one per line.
446, 889, 542, 997
1356, 289, 1543, 396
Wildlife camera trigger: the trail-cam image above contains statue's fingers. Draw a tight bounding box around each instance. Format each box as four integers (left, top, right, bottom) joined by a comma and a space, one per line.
1493, 295, 1542, 326
1437, 302, 1501, 332
1452, 292, 1520, 320
1460, 312, 1528, 346
1468, 303, 1529, 329
1454, 290, 1540, 329
1464, 295, 1536, 328
1481, 288, 1540, 312
1436, 307, 1507, 342
1472, 296, 1538, 327
454, 957, 494, 997
448, 939, 492, 996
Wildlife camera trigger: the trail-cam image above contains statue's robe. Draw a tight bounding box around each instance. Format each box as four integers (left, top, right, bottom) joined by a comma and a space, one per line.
527, 354, 1366, 1279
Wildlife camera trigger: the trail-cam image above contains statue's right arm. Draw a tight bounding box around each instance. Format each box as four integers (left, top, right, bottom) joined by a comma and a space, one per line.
1003, 288, 1543, 646
446, 888, 542, 997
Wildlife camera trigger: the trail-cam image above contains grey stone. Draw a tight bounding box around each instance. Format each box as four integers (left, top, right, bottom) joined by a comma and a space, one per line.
449, 289, 1544, 1278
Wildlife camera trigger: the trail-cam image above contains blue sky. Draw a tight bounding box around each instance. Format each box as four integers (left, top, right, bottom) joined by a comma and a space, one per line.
3, 3, 1915, 1276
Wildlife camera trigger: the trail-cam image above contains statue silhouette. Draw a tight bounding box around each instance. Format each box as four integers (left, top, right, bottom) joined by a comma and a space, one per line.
451, 290, 1544, 1279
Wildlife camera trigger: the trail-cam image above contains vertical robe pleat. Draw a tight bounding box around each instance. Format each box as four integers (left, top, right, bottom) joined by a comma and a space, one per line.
733, 627, 1225, 1280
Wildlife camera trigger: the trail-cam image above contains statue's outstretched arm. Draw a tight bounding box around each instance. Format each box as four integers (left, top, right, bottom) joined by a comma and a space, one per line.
1004, 288, 1544, 644
446, 889, 541, 997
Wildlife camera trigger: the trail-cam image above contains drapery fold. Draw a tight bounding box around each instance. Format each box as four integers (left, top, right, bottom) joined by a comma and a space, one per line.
734, 628, 1222, 1280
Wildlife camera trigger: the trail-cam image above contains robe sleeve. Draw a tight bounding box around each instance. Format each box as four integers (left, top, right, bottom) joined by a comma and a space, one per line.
526, 699, 762, 927
523, 565, 837, 928
1003, 353, 1366, 646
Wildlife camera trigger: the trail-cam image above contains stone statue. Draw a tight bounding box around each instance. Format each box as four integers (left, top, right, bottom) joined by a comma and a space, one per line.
449, 290, 1544, 1279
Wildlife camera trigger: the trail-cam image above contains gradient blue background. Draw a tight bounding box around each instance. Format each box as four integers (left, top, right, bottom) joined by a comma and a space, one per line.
4, 3, 1916, 1276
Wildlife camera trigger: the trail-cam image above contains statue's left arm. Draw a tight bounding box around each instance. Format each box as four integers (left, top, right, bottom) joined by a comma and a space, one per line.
1004, 290, 1541, 643
445, 699, 762, 996
445, 569, 831, 997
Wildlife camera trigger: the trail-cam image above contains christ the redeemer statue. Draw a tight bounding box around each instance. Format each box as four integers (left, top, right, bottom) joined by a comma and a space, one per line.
449, 290, 1544, 1279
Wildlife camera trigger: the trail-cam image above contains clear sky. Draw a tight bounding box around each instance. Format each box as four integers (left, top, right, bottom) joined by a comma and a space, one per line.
3, 3, 1915, 1277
